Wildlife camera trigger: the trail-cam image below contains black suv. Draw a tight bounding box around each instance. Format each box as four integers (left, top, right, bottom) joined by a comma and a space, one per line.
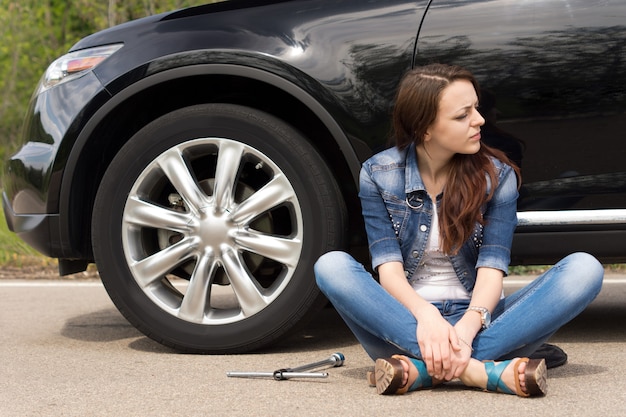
4, 0, 625, 353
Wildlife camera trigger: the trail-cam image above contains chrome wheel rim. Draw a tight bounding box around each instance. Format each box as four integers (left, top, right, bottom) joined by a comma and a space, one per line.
121, 137, 303, 325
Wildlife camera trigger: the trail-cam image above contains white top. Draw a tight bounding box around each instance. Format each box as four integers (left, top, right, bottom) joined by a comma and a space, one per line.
410, 206, 471, 302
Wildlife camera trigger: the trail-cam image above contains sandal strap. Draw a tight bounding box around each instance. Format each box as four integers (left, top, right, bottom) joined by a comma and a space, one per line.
407, 359, 433, 391
484, 360, 515, 395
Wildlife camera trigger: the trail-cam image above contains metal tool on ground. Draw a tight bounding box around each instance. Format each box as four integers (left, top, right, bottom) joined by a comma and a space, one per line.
226, 352, 345, 380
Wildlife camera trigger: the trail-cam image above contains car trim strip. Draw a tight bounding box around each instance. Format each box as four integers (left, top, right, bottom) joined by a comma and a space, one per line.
517, 209, 626, 227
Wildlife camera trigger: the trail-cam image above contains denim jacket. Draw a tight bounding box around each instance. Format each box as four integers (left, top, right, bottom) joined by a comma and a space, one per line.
359, 143, 519, 293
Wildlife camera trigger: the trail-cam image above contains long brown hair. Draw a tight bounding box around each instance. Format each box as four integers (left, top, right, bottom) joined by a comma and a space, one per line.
392, 64, 520, 254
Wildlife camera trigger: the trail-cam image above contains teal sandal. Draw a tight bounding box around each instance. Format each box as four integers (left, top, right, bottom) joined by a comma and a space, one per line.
484, 357, 547, 397
368, 355, 434, 395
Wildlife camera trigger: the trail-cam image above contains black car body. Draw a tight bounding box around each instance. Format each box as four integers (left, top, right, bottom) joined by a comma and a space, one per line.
4, 0, 626, 352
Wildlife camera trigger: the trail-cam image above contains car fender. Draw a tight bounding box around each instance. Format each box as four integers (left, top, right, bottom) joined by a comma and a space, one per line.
58, 56, 363, 257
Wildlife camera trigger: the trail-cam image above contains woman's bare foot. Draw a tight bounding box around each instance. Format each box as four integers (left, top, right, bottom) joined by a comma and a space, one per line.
495, 359, 529, 393
397, 356, 411, 386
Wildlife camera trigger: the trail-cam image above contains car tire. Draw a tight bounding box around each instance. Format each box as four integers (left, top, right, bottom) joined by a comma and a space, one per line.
92, 103, 347, 353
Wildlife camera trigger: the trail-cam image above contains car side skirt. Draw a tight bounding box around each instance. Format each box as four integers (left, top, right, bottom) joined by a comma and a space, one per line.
512, 209, 626, 264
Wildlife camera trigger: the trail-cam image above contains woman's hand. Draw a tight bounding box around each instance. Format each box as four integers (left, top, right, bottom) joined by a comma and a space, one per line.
414, 304, 462, 380
415, 305, 477, 381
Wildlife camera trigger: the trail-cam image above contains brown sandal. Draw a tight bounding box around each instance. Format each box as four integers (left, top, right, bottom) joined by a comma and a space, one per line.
367, 355, 432, 395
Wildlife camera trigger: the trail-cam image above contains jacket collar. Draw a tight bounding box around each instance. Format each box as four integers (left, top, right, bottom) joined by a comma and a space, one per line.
404, 143, 426, 194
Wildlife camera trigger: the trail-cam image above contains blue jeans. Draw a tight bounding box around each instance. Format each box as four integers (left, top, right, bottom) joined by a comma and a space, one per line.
314, 251, 603, 362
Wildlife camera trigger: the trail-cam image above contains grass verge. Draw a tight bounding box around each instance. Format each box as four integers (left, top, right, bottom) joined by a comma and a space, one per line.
0, 203, 56, 268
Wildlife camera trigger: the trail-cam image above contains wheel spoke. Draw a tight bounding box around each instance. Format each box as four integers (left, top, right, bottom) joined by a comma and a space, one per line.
232, 173, 296, 224
130, 238, 197, 288
158, 148, 207, 213
212, 140, 245, 210
124, 196, 193, 233
178, 250, 218, 322
221, 245, 268, 316
235, 230, 301, 268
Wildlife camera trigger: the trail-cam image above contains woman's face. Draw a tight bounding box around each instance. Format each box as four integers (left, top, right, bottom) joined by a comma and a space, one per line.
424, 79, 485, 160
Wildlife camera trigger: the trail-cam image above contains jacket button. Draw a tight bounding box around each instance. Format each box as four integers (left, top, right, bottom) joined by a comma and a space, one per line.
412, 250, 419, 258
420, 225, 427, 232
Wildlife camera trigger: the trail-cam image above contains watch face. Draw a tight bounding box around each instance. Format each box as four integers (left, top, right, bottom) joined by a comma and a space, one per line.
484, 312, 491, 328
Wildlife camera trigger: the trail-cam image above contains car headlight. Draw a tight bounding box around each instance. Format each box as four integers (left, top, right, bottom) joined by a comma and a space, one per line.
38, 44, 123, 94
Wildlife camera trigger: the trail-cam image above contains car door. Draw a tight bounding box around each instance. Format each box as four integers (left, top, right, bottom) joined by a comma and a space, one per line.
415, 0, 626, 264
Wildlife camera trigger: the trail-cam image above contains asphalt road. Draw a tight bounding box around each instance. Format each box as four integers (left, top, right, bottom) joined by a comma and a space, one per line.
1, 274, 625, 417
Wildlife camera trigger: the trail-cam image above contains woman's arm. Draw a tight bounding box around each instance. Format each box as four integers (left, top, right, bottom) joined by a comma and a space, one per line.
456, 266, 504, 339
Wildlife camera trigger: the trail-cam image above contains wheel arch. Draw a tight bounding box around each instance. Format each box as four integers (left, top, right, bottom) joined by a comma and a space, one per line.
60, 64, 364, 263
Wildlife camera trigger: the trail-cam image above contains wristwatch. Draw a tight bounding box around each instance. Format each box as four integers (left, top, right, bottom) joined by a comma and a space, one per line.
468, 306, 491, 329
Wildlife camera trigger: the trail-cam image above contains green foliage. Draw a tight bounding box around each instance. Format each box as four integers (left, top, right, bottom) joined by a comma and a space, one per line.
0, 201, 54, 266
